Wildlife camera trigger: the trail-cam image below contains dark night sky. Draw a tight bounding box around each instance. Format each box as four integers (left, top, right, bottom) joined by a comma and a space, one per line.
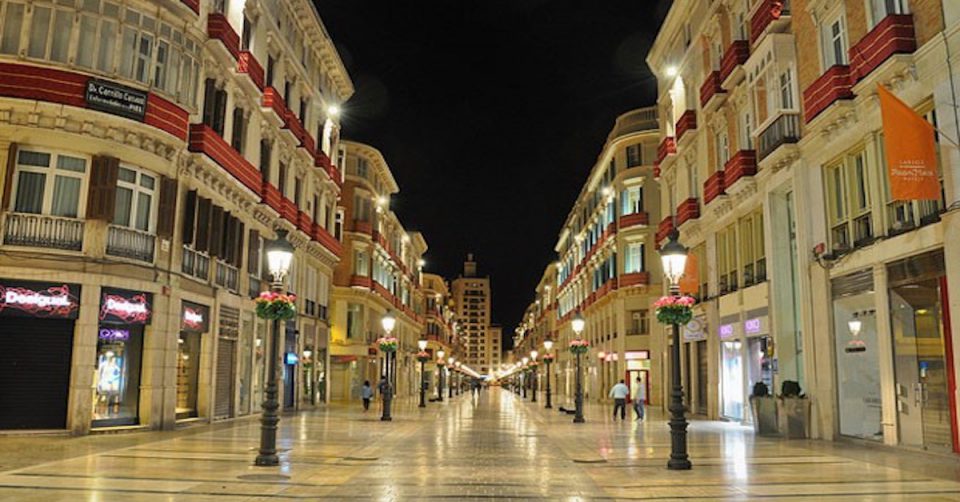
318, 1, 669, 350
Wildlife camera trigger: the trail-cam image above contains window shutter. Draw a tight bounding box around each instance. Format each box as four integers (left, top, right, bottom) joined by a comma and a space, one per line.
233, 220, 245, 268
2, 142, 18, 211
209, 205, 224, 257
86, 156, 119, 220
156, 177, 179, 239
182, 190, 197, 245
247, 229, 259, 272
223, 213, 236, 263
195, 197, 211, 252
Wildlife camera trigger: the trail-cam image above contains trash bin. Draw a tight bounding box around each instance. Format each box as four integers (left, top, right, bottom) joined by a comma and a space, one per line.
778, 397, 810, 439
750, 396, 779, 436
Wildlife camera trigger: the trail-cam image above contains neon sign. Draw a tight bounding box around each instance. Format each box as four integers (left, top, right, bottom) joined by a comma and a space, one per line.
99, 328, 130, 341
183, 308, 204, 330
99, 289, 151, 324
180, 301, 209, 332
744, 318, 762, 335
0, 282, 79, 319
719, 324, 735, 339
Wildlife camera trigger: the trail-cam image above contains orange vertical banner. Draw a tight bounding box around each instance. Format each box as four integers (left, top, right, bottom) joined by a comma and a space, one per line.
878, 85, 941, 201
678, 252, 698, 295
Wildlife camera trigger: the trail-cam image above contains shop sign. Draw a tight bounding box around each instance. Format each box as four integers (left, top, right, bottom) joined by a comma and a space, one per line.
99, 328, 130, 341
744, 318, 762, 335
625, 351, 649, 360
719, 324, 735, 340
100, 289, 152, 325
181, 301, 209, 333
683, 317, 707, 342
85, 78, 147, 121
0, 281, 80, 319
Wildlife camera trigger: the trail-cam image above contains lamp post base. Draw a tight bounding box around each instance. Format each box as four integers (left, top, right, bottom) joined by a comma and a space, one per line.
255, 455, 279, 467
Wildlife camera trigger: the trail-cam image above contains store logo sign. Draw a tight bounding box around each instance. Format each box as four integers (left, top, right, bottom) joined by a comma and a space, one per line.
100, 290, 152, 325
183, 308, 204, 330
719, 324, 735, 339
0, 283, 79, 319
744, 318, 761, 335
180, 301, 209, 333
99, 328, 130, 341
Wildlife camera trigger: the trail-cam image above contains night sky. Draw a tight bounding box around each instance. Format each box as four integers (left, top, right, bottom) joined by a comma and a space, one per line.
318, 1, 669, 349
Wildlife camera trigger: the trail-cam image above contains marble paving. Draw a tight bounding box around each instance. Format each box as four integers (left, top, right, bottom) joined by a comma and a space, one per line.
0, 389, 958, 500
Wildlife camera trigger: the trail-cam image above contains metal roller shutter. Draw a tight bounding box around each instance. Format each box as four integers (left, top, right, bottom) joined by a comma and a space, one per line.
214, 338, 236, 419
0, 318, 74, 429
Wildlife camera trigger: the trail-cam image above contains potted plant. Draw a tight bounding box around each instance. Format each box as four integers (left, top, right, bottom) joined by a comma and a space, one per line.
569, 339, 590, 354
377, 336, 398, 353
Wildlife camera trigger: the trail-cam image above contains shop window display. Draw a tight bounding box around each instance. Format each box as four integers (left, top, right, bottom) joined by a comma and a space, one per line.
92, 327, 143, 426
176, 331, 201, 419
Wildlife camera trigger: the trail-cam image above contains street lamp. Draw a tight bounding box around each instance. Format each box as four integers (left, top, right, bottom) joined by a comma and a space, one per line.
522, 357, 529, 399
256, 229, 295, 467
448, 357, 455, 398
572, 311, 585, 424
543, 340, 554, 409
455, 361, 462, 395
418, 339, 428, 408
660, 229, 692, 470
380, 310, 397, 422
530, 351, 538, 403
436, 350, 446, 402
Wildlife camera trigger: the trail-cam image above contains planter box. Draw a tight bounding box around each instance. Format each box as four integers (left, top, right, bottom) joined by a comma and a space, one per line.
750, 396, 779, 436
778, 397, 810, 439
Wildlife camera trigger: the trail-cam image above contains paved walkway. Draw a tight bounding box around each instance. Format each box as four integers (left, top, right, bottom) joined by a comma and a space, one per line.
0, 388, 959, 500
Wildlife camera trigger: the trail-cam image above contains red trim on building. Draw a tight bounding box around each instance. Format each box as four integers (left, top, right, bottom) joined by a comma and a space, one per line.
262, 86, 289, 121
656, 216, 674, 243
676, 110, 698, 142
188, 124, 262, 195
703, 170, 725, 204
279, 197, 298, 223
261, 182, 282, 214
720, 40, 750, 82
656, 136, 676, 165
207, 13, 240, 60
700, 71, 726, 108
849, 14, 916, 83
618, 212, 649, 229
802, 64, 854, 123
237, 51, 265, 91
723, 150, 758, 188
676, 197, 700, 226
180, 0, 199, 14
619, 272, 650, 288
350, 275, 372, 288
750, 0, 787, 45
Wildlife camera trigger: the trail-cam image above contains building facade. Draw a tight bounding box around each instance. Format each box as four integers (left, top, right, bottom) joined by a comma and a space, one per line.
514, 107, 663, 407
451, 254, 498, 375
648, 0, 960, 453
0, 0, 351, 433
328, 141, 428, 402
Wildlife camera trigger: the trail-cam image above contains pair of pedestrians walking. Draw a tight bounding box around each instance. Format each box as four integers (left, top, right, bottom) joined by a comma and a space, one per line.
608, 378, 645, 421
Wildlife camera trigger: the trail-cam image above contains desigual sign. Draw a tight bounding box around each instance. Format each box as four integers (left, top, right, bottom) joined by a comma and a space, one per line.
0, 281, 80, 319
180, 301, 210, 333
99, 288, 152, 325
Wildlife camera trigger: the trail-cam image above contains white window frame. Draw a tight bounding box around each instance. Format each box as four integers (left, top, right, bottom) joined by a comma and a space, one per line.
868, 0, 909, 29
625, 242, 644, 273
716, 130, 730, 170
821, 9, 849, 68
113, 164, 158, 233
10, 147, 88, 218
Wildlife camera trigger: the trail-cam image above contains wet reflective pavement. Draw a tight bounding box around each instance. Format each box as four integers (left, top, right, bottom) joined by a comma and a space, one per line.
1, 388, 959, 500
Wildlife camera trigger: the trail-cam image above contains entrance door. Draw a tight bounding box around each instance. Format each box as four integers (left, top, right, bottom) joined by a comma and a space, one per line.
721, 340, 744, 420
890, 277, 953, 451
626, 369, 649, 404
215, 338, 236, 419
0, 318, 74, 429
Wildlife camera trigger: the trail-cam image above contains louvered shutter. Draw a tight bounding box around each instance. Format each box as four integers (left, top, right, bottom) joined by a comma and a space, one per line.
2, 143, 18, 210
195, 197, 211, 252
156, 177, 179, 238
181, 190, 197, 245
86, 156, 119, 220
208, 205, 224, 257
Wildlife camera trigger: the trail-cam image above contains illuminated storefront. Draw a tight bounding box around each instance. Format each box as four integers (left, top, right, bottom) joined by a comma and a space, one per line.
177, 301, 209, 420
92, 288, 152, 428
0, 280, 80, 430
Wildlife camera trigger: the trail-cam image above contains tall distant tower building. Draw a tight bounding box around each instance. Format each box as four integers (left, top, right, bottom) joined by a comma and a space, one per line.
452, 254, 498, 375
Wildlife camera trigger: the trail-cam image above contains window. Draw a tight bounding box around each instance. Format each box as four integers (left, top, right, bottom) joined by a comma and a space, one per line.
688, 163, 699, 201
241, 16, 252, 50
202, 79, 228, 136
354, 249, 369, 276
621, 186, 643, 215
113, 166, 156, 232
259, 139, 271, 181
739, 211, 765, 286
231, 107, 247, 154
346, 303, 363, 339
717, 224, 738, 294
779, 69, 795, 109
822, 13, 848, 67
625, 242, 644, 273
628, 310, 649, 335
28, 5, 71, 62
0, 2, 25, 54
826, 149, 873, 252
626, 144, 642, 167
740, 110, 754, 150
278, 162, 287, 197
869, 0, 908, 29
715, 130, 730, 170
356, 157, 368, 178
11, 149, 87, 218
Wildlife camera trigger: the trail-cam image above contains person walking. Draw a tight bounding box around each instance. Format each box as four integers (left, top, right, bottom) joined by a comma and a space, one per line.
633, 377, 646, 421
609, 379, 630, 421
361, 380, 373, 412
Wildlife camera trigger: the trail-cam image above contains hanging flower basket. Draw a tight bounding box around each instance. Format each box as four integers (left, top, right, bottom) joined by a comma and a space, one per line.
569, 339, 590, 355
377, 336, 398, 353
654, 295, 695, 325
542, 353, 555, 362
528, 360, 539, 368
254, 291, 297, 320
436, 359, 446, 367
416, 351, 431, 362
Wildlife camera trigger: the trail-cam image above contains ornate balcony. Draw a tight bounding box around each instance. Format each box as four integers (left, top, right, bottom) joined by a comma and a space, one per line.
675, 110, 698, 144
180, 0, 199, 13
207, 13, 239, 61
676, 198, 700, 226
656, 136, 676, 166
353, 220, 373, 235
849, 14, 916, 84
758, 113, 800, 162
618, 212, 649, 230
188, 124, 262, 195
279, 197, 298, 224
261, 182, 282, 214
619, 272, 651, 288
700, 71, 726, 112
297, 211, 313, 235
803, 65, 854, 123
720, 40, 750, 88
214, 260, 239, 292
261, 87, 290, 126
750, 0, 791, 45
237, 51, 264, 91
312, 223, 342, 257
3, 213, 83, 251
703, 170, 726, 205
106, 225, 155, 263
723, 150, 758, 192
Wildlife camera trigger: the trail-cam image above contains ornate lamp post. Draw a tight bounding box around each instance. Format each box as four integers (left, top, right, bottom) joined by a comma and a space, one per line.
256, 229, 295, 467
455, 362, 462, 394
572, 311, 586, 424
543, 340, 554, 409
436, 350, 445, 402
417, 339, 429, 408
379, 311, 397, 422
530, 350, 539, 402
447, 357, 455, 398
660, 229, 692, 470
521, 357, 529, 398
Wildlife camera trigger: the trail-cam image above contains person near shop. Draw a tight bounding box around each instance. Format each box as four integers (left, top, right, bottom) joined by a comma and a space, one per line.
361, 381, 373, 412
633, 377, 646, 421
609, 379, 630, 420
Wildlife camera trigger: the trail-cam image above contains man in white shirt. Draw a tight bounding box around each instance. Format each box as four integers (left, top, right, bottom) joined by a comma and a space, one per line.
633, 377, 646, 421
609, 379, 630, 420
